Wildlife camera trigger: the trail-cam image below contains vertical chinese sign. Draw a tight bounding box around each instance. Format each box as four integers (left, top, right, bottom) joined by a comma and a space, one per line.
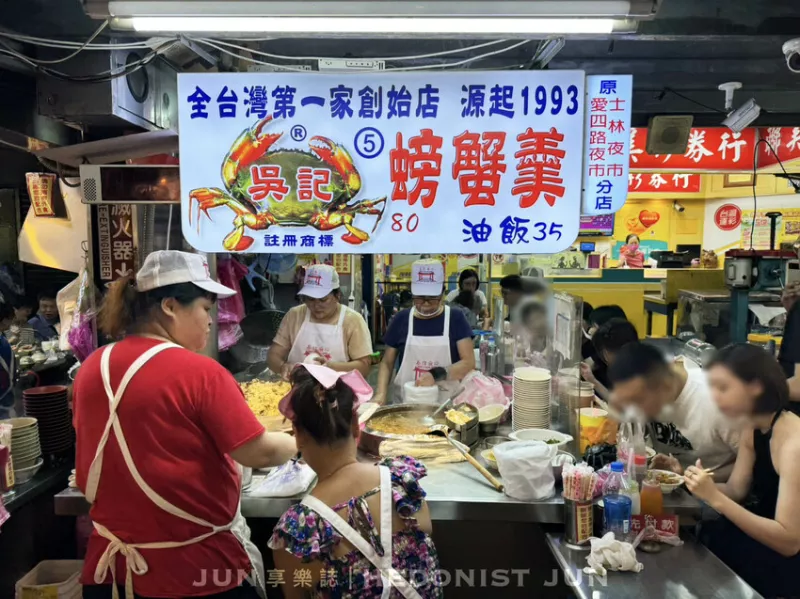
178, 72, 587, 254
96, 205, 135, 284
581, 75, 633, 216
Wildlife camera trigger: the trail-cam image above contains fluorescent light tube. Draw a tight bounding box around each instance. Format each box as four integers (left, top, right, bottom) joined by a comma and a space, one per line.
129, 16, 617, 34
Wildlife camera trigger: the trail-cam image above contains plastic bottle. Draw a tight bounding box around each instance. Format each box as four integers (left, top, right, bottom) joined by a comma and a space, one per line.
603, 461, 633, 540
624, 480, 641, 516
619, 410, 648, 486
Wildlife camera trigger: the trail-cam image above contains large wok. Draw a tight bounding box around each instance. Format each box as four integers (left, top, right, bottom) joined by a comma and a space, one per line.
358, 404, 447, 456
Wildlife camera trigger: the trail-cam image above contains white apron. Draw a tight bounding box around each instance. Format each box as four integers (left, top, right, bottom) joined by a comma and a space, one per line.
84, 342, 266, 599
287, 305, 351, 365
0, 343, 15, 406
392, 307, 453, 402
302, 466, 423, 599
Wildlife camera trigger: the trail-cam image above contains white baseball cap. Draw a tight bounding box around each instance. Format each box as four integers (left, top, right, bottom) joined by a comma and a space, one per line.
136, 250, 237, 298
411, 260, 444, 297
298, 264, 340, 299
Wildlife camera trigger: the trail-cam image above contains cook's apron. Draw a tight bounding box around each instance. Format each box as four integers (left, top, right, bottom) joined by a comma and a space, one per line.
84, 342, 266, 599
392, 307, 453, 403
287, 305, 350, 365
302, 466, 423, 599
0, 344, 15, 406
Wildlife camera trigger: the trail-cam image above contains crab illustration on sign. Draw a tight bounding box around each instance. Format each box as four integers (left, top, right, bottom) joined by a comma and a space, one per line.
189, 115, 387, 251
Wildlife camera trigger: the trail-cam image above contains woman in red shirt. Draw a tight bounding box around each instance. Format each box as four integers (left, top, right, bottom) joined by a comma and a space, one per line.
619, 234, 645, 269
74, 250, 296, 599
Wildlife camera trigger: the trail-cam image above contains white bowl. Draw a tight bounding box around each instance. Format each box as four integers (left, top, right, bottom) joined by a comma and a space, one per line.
478, 404, 506, 424
648, 469, 684, 494
480, 448, 499, 471
14, 457, 44, 484
509, 428, 573, 450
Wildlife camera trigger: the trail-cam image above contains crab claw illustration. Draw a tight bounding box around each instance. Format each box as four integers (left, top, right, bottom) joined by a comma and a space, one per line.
189, 188, 228, 232
310, 136, 361, 195
222, 115, 283, 188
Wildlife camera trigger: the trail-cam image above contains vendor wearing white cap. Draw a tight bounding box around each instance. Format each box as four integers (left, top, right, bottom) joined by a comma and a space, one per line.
73, 250, 297, 599
268, 263, 373, 379
375, 259, 475, 405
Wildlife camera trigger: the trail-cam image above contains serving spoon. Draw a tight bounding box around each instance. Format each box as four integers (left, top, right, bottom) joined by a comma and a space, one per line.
427, 424, 504, 493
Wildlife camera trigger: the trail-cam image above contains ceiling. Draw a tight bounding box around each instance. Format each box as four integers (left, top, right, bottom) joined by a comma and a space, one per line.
0, 0, 799, 130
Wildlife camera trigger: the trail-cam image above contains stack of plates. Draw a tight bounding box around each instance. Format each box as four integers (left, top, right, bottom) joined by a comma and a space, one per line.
23, 386, 74, 455
512, 367, 552, 431
7, 417, 42, 469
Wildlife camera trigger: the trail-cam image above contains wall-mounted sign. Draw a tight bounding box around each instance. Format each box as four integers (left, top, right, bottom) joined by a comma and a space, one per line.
630, 128, 759, 172
581, 74, 633, 216
178, 71, 589, 254
628, 173, 702, 193
714, 204, 742, 231
97, 205, 134, 283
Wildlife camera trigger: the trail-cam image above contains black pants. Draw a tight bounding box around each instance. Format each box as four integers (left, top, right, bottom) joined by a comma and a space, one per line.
82, 584, 259, 599
700, 516, 800, 598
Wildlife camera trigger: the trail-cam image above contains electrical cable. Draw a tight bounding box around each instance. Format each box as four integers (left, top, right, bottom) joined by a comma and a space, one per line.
748, 138, 800, 250
0, 30, 154, 50
9, 20, 109, 64
194, 37, 517, 63
197, 37, 532, 72
0, 40, 177, 83
660, 87, 727, 115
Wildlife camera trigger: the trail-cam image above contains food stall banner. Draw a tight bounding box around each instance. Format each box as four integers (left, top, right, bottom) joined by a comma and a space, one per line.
178, 71, 587, 254
581, 75, 633, 216
630, 127, 758, 172
758, 127, 800, 167
97, 204, 134, 283
628, 173, 701, 193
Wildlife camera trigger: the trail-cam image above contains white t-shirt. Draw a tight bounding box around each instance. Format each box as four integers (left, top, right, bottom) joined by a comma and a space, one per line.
445, 288, 487, 312
649, 369, 740, 481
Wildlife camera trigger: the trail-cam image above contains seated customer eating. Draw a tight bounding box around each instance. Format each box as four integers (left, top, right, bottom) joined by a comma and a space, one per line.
581, 318, 638, 399
609, 342, 739, 481
689, 344, 800, 598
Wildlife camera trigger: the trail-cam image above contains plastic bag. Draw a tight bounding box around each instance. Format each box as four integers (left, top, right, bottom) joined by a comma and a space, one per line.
59, 266, 98, 361
217, 257, 248, 351
494, 440, 554, 500
248, 460, 316, 498
455, 371, 509, 409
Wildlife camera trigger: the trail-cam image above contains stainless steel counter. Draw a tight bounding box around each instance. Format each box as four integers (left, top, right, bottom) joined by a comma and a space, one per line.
546, 533, 763, 599
54, 459, 702, 523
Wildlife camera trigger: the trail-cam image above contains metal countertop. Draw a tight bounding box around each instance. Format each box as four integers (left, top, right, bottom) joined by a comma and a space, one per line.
546, 533, 763, 599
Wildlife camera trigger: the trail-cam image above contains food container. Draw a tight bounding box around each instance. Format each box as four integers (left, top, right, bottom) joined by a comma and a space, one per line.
482, 436, 511, 450
446, 404, 479, 447
647, 469, 685, 494
359, 405, 446, 456
509, 428, 573, 451
563, 497, 593, 548
13, 458, 43, 484
480, 448, 499, 471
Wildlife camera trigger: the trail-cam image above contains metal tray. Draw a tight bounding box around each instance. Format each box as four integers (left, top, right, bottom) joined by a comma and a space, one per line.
359, 404, 447, 456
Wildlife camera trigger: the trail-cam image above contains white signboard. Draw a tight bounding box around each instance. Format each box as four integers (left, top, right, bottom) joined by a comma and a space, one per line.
581, 74, 633, 215
178, 71, 586, 254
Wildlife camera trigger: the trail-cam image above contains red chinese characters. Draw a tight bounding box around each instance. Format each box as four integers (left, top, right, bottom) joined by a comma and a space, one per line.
512, 127, 566, 208
248, 165, 290, 202
628, 173, 702, 193
390, 129, 443, 208
296, 167, 332, 202
452, 131, 507, 207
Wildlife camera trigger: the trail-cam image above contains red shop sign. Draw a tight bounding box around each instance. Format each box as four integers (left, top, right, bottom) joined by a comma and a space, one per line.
630, 127, 758, 172
714, 204, 742, 231
758, 127, 800, 167
629, 173, 702, 193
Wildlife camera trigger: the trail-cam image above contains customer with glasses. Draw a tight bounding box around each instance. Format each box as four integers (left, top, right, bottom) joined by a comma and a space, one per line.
375, 259, 475, 405
268, 264, 373, 379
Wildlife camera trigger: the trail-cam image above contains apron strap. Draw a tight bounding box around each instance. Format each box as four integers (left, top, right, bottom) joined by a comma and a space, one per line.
442, 305, 450, 335
0, 350, 13, 403
85, 342, 180, 504
301, 487, 423, 599
404, 307, 415, 345
379, 466, 393, 599
337, 305, 347, 328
